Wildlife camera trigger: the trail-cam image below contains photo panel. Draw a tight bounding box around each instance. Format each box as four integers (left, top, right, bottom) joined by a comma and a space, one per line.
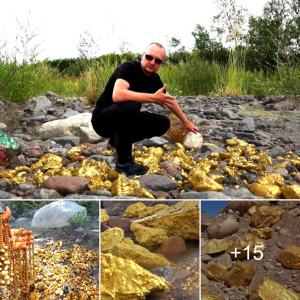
0, 200, 99, 300
101, 200, 200, 300
201, 200, 300, 299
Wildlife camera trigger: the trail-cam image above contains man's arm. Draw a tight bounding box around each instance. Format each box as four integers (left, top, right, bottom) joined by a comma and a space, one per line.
112, 79, 175, 108
166, 92, 200, 134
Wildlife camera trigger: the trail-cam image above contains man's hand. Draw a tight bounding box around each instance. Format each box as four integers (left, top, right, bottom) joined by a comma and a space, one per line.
183, 120, 200, 135
153, 85, 175, 109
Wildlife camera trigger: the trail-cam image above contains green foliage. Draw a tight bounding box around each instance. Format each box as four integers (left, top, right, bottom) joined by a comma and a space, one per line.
35, 226, 49, 235
67, 210, 87, 228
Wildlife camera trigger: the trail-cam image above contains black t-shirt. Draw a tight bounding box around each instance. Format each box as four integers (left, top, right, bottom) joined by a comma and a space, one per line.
94, 61, 164, 111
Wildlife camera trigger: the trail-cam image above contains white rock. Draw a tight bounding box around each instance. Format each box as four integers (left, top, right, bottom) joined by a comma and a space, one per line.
31, 200, 87, 228
33, 96, 52, 116
15, 218, 28, 223
39, 113, 102, 143
182, 132, 203, 149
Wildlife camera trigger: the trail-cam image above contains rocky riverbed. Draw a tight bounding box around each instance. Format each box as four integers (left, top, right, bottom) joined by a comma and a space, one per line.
201, 200, 300, 299
0, 92, 299, 199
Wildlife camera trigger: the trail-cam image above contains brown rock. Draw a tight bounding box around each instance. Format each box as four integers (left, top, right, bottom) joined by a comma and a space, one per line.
161, 236, 186, 259
174, 270, 192, 281
40, 176, 89, 195
101, 224, 111, 232
26, 149, 44, 158
71, 155, 86, 162
159, 160, 182, 178
207, 215, 239, 239
108, 218, 132, 231
219, 201, 245, 216
147, 291, 168, 298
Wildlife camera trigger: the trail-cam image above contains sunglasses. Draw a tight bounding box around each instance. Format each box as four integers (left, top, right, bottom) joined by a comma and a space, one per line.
144, 53, 163, 64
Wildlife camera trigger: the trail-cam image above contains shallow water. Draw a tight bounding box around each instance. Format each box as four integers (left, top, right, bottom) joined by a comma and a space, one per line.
125, 231, 200, 300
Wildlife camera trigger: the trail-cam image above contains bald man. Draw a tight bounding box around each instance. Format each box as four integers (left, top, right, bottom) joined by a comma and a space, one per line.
92, 43, 199, 176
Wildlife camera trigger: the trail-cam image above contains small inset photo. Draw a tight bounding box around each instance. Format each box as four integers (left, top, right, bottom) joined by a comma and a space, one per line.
101, 200, 200, 300
201, 200, 300, 299
0, 200, 99, 300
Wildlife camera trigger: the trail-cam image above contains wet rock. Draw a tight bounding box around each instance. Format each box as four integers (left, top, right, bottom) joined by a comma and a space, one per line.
40, 176, 89, 195
107, 218, 132, 231
160, 236, 187, 258
174, 269, 192, 281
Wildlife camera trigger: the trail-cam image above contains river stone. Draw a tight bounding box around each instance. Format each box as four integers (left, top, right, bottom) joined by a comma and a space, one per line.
39, 113, 102, 143
51, 136, 80, 147
61, 110, 80, 119
40, 176, 89, 195
143, 137, 169, 147
220, 110, 240, 120
138, 174, 178, 191
31, 200, 87, 228
266, 146, 286, 158
182, 132, 203, 150
240, 117, 255, 131
33, 96, 52, 116
45, 91, 60, 100
180, 191, 232, 199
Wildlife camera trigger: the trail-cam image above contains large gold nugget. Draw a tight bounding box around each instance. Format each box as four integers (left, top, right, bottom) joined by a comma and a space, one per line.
248, 227, 272, 239
223, 260, 255, 287
188, 171, 224, 192
130, 223, 168, 246
101, 228, 133, 250
202, 263, 227, 282
201, 239, 233, 255
226, 234, 266, 260
277, 245, 300, 270
123, 202, 147, 218
101, 253, 170, 300
134, 201, 199, 240
249, 277, 300, 300
281, 185, 300, 199
248, 183, 281, 199
251, 206, 284, 228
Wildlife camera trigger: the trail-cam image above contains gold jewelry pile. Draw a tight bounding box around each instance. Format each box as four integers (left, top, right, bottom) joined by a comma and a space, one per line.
0, 212, 35, 300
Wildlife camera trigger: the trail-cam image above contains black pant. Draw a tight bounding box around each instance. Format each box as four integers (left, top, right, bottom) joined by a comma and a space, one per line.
92, 101, 170, 142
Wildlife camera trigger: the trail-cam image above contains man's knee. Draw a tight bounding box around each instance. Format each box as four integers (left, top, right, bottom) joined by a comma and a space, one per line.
119, 101, 140, 115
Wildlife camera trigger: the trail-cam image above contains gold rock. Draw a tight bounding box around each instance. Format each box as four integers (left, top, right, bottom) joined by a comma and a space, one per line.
102, 242, 169, 269
248, 227, 272, 239
102, 150, 114, 156
101, 253, 170, 300
281, 185, 300, 199
134, 147, 163, 174
202, 263, 227, 282
223, 260, 255, 287
101, 227, 133, 250
67, 145, 87, 159
31, 153, 63, 170
188, 171, 224, 192
226, 234, 266, 260
201, 239, 233, 255
100, 209, 109, 224
201, 289, 223, 300
258, 152, 273, 171
248, 183, 281, 199
107, 169, 120, 181
249, 277, 300, 300
130, 223, 168, 246
137, 204, 169, 218
251, 206, 284, 228
277, 245, 300, 269
134, 201, 199, 240
110, 175, 155, 199
123, 202, 147, 218
257, 173, 284, 185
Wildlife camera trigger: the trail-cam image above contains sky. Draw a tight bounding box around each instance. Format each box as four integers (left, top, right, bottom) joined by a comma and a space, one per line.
202, 201, 229, 216
0, 0, 269, 61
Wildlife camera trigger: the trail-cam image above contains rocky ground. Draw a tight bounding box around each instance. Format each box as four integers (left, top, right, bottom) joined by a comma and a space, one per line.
0, 92, 299, 199
201, 200, 300, 299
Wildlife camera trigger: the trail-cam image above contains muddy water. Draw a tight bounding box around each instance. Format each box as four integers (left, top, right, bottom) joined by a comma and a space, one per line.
126, 231, 200, 300
0, 103, 25, 128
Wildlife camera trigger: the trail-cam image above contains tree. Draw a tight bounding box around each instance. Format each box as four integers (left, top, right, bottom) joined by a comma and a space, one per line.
248, 0, 299, 70
211, 0, 249, 47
